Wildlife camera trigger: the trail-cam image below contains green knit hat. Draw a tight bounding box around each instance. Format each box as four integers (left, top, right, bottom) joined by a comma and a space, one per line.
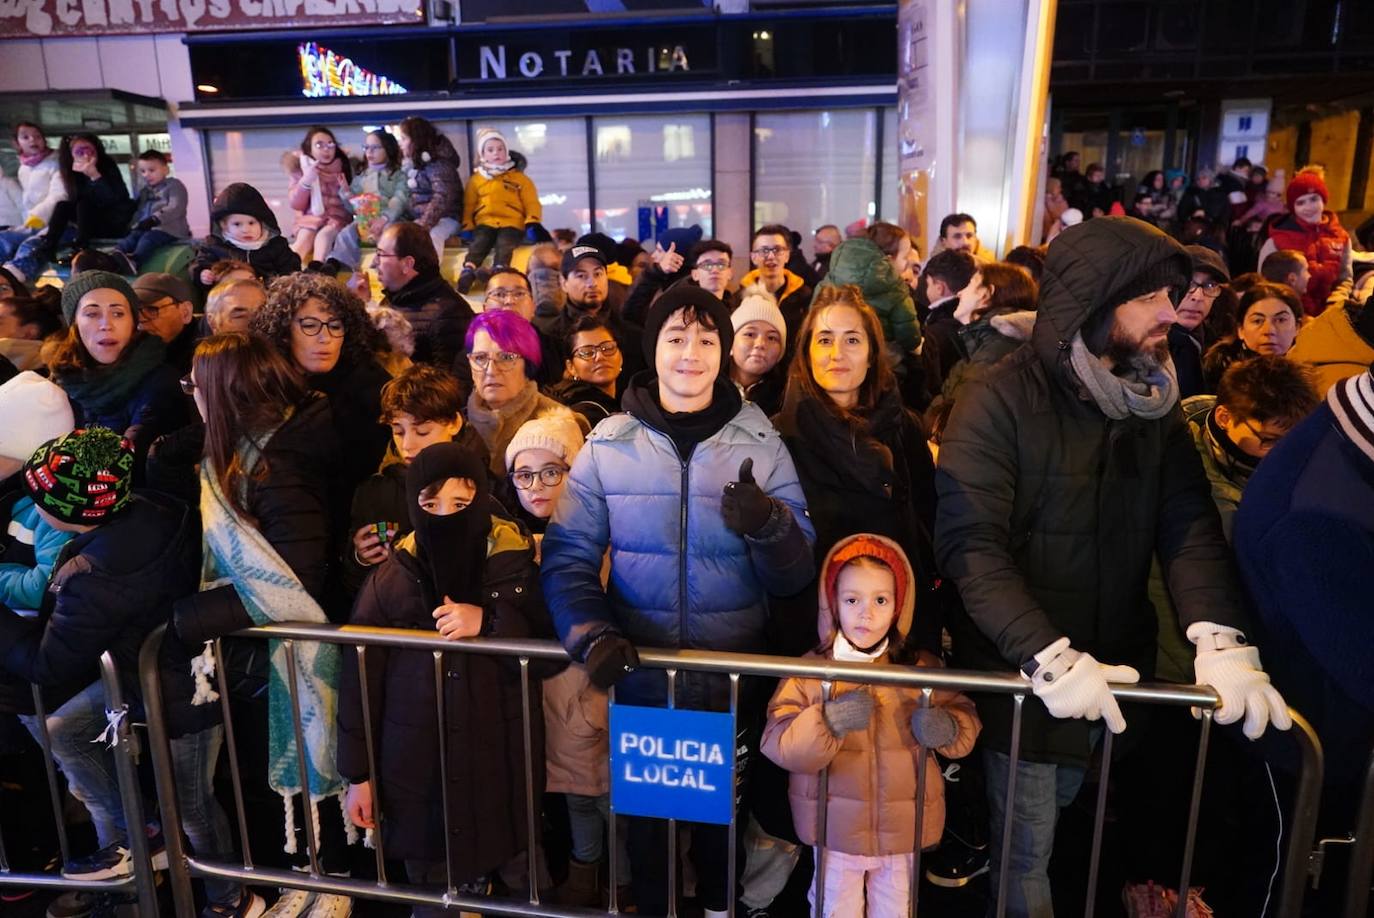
23, 427, 135, 525
60, 271, 140, 327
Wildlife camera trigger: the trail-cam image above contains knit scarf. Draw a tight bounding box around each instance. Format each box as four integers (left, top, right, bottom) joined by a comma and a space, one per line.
1328, 370, 1374, 464
1068, 331, 1178, 420
190, 425, 348, 853
301, 155, 344, 217
475, 158, 516, 181
57, 335, 166, 418
466, 379, 541, 477
19, 149, 50, 168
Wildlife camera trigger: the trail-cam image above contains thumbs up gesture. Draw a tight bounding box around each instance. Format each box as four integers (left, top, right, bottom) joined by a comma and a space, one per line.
652, 241, 685, 275
721, 458, 774, 537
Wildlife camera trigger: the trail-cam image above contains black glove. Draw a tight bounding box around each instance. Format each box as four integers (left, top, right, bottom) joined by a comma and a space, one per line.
584, 634, 640, 689
721, 458, 773, 537
135, 216, 159, 232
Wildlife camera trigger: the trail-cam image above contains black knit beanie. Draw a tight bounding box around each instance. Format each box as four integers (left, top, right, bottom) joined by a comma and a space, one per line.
1082, 255, 1190, 355
641, 285, 734, 374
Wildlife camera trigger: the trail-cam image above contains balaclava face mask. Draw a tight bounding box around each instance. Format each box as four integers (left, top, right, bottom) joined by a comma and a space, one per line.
405, 442, 491, 607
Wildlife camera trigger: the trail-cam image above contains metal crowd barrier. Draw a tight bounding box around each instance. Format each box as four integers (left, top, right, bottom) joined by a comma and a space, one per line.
136, 622, 1325, 918
0, 652, 159, 915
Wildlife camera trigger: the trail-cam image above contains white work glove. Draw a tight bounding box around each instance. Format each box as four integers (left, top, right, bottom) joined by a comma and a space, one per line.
1025, 637, 1140, 734
1187, 622, 1292, 740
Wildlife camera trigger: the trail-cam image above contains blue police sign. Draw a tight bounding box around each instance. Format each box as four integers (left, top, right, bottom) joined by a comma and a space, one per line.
610, 703, 735, 825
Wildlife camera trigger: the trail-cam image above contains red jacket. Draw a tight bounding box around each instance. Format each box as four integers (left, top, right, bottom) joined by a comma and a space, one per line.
1268, 211, 1349, 316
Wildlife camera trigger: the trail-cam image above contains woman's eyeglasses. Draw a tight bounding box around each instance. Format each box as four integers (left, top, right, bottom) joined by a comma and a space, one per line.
511, 466, 567, 489
295, 316, 346, 338
572, 341, 620, 361
467, 350, 523, 371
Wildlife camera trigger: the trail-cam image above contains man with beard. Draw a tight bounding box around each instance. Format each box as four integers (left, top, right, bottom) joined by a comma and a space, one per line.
935, 217, 1290, 918
534, 243, 645, 386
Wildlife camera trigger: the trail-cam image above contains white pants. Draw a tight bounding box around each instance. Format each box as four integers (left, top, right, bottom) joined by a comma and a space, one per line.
809, 849, 913, 917
429, 217, 459, 263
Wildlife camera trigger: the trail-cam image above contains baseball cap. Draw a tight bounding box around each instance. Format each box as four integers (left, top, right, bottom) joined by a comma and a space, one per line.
133, 272, 194, 306
561, 245, 609, 277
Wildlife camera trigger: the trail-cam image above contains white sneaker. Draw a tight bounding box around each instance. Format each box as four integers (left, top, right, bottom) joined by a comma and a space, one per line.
303, 894, 351, 918
261, 890, 314, 918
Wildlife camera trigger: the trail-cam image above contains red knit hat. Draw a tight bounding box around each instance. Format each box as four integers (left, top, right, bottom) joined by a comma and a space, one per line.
1286, 171, 1329, 211
824, 535, 910, 619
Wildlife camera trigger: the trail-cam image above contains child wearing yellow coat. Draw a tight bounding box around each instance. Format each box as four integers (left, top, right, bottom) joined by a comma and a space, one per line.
458, 128, 544, 293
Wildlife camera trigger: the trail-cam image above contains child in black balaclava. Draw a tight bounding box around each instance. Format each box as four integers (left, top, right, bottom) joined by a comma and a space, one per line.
336, 442, 560, 909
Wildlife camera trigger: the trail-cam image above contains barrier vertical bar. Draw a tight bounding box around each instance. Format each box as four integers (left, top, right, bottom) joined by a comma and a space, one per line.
1173, 710, 1212, 918
994, 693, 1026, 918
1082, 729, 1115, 918
282, 640, 322, 877
1342, 745, 1374, 918
608, 682, 620, 915
910, 687, 932, 918
29, 687, 72, 868
354, 645, 388, 884
520, 658, 539, 905
433, 651, 455, 902
1277, 711, 1322, 918
99, 652, 158, 916
814, 680, 832, 918
727, 673, 740, 918
213, 637, 254, 869
666, 669, 678, 918
138, 625, 197, 917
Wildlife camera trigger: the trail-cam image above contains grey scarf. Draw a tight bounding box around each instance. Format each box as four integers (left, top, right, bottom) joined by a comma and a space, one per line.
1068, 331, 1178, 420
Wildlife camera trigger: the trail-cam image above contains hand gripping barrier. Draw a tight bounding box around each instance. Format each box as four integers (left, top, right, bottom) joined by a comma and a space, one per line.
0, 652, 159, 916
135, 622, 1325, 918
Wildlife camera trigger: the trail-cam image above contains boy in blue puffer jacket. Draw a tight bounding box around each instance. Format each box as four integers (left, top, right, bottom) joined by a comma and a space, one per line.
0, 372, 75, 612
542, 285, 815, 918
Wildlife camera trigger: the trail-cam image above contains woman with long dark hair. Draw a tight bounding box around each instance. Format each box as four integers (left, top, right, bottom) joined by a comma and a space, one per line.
397, 116, 462, 262
5, 134, 132, 282
158, 332, 351, 917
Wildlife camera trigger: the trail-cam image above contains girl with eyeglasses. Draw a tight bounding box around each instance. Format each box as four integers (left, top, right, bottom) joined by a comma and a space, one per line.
288, 125, 355, 268
44, 271, 188, 482
5, 134, 133, 283
463, 308, 587, 479
326, 129, 410, 273
250, 273, 394, 502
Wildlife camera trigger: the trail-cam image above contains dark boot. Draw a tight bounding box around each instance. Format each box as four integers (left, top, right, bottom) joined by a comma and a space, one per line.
456, 266, 476, 294
553, 858, 600, 907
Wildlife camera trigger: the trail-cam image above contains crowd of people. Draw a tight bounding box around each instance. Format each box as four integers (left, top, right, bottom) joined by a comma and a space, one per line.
0, 114, 1370, 918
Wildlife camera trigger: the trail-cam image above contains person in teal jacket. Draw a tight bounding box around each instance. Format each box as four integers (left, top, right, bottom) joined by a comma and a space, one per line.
0, 371, 76, 612
813, 236, 921, 353
328, 129, 411, 271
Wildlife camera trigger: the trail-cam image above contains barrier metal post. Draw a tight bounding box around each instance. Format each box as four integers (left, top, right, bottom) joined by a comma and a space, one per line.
1082, 730, 1115, 918
1344, 746, 1374, 918
665, 669, 678, 918
909, 687, 931, 918
726, 673, 739, 918
607, 683, 620, 915
814, 680, 831, 918
993, 693, 1025, 918
98, 652, 159, 916
354, 645, 388, 884
137, 625, 196, 917
282, 641, 322, 877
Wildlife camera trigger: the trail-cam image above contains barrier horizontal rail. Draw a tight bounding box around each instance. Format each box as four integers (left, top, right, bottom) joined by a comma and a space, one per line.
136, 622, 1323, 918
0, 652, 159, 916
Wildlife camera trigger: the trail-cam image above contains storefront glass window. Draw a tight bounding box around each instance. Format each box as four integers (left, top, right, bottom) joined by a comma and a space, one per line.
753, 109, 878, 239
465, 117, 592, 237
591, 114, 713, 244
880, 106, 898, 227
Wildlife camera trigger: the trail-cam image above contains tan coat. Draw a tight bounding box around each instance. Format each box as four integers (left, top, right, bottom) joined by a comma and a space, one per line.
760, 533, 981, 857
542, 664, 609, 797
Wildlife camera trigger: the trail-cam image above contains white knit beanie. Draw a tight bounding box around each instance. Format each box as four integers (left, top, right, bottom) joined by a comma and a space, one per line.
476, 128, 509, 155
731, 283, 787, 340
0, 372, 75, 463
505, 413, 585, 471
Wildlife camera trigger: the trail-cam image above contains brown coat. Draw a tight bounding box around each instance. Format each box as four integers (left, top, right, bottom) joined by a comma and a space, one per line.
760, 533, 981, 857
541, 664, 609, 797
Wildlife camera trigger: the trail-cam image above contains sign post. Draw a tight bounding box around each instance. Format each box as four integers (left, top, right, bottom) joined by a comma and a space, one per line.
610, 703, 736, 825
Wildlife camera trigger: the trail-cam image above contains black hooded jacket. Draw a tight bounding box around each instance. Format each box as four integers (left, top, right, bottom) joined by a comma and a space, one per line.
933, 217, 1247, 764
190, 182, 301, 285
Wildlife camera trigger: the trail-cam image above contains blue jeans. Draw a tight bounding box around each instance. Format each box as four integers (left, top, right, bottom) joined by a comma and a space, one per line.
170, 726, 241, 907
19, 681, 128, 850
0, 227, 35, 262
7, 226, 73, 282
116, 228, 178, 269
983, 747, 1088, 918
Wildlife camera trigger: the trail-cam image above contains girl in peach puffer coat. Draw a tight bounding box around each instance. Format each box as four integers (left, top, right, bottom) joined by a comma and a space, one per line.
761, 533, 980, 917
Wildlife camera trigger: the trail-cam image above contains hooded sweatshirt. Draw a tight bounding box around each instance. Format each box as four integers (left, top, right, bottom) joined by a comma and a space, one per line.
761, 534, 980, 856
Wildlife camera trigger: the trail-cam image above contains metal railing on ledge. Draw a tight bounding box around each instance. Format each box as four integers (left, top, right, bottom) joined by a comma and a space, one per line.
0, 652, 159, 915
132, 621, 1325, 918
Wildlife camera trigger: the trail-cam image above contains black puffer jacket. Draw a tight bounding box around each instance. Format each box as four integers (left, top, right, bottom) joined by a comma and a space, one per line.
933, 217, 1247, 765
381, 271, 475, 370
0, 492, 197, 714
159, 396, 341, 737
